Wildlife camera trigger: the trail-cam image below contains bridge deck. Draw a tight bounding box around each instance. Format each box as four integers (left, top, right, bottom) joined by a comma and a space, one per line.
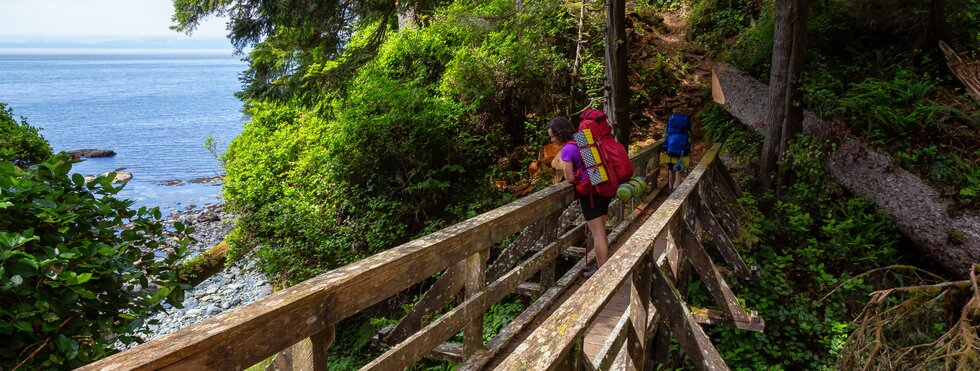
583, 280, 631, 357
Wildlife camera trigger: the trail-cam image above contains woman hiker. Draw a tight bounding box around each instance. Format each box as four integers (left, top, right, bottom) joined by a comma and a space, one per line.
547, 116, 610, 277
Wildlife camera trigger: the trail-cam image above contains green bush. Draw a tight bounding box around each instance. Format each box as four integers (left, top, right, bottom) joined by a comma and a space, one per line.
222, 0, 576, 285
0, 103, 52, 167
0, 154, 188, 369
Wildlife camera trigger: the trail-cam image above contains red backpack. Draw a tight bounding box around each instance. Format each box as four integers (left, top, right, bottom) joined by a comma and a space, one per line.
573, 109, 633, 197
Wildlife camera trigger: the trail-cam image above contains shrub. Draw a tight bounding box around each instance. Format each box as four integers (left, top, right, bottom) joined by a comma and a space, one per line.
222, 0, 576, 285
0, 103, 52, 167
0, 153, 188, 369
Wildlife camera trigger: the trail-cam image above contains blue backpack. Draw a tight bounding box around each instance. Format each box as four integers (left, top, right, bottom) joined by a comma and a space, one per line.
664, 113, 691, 158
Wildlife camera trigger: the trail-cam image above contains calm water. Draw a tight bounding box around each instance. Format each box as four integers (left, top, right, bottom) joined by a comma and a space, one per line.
0, 51, 246, 214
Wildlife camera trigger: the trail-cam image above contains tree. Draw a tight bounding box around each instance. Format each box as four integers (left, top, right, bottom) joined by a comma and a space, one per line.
604, 0, 630, 145
172, 0, 442, 103
759, 0, 807, 192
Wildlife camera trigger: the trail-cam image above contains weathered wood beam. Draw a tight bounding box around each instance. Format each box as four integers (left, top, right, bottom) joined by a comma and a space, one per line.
464, 248, 489, 355
360, 217, 586, 370
649, 261, 729, 371
80, 182, 576, 371
458, 229, 587, 371
627, 253, 653, 368
695, 197, 753, 281
288, 326, 334, 371
496, 144, 723, 370
690, 307, 765, 333
487, 221, 545, 282
679, 221, 754, 328
594, 310, 630, 370
384, 265, 464, 344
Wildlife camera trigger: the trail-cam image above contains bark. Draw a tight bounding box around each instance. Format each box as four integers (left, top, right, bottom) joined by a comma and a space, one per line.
713, 62, 980, 278
604, 0, 630, 145
396, 0, 417, 30
760, 0, 807, 191
179, 241, 229, 287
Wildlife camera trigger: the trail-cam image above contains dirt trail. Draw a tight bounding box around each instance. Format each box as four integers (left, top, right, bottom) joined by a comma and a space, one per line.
629, 8, 716, 169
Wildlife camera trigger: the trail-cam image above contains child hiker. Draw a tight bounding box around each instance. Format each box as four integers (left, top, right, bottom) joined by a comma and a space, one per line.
661, 113, 691, 192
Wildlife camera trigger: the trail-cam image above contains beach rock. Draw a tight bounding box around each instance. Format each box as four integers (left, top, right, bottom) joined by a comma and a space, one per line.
188, 175, 224, 184
70, 149, 116, 158
83, 170, 133, 184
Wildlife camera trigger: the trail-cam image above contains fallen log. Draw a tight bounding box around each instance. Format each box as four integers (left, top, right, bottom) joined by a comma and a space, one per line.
712, 62, 980, 278
179, 241, 230, 287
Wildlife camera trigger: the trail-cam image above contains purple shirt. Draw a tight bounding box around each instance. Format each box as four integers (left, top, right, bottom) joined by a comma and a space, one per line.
560, 143, 587, 183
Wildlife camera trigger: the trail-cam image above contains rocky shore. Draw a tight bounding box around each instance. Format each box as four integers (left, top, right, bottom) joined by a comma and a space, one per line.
140, 204, 272, 342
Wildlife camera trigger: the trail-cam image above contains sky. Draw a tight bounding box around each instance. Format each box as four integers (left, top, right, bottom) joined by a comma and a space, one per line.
0, 0, 230, 48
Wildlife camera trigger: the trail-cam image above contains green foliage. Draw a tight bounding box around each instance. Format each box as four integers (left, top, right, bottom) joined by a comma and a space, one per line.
688, 0, 763, 53
698, 104, 761, 160
724, 1, 774, 77
0, 103, 52, 167
0, 154, 189, 369
222, 0, 576, 285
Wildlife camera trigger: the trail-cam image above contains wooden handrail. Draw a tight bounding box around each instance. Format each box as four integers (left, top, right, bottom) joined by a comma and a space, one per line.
496, 144, 724, 370
80, 142, 662, 371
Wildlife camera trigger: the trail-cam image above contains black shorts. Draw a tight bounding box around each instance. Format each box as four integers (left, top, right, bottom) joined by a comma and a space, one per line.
578, 194, 612, 221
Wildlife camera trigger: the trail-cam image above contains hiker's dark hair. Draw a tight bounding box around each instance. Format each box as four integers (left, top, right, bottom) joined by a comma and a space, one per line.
548, 116, 575, 142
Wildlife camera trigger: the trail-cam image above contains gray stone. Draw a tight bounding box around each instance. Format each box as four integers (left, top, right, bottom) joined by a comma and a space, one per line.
186, 309, 202, 317
257, 284, 273, 297
206, 305, 221, 316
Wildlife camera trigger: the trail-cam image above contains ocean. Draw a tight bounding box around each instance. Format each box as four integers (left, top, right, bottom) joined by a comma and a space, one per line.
0, 50, 246, 215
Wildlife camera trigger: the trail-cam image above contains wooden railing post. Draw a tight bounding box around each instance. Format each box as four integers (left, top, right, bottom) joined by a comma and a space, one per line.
289, 325, 334, 371
464, 248, 489, 355
628, 251, 653, 368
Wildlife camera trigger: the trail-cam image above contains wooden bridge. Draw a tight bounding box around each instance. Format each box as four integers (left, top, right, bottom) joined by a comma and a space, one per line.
81, 142, 763, 371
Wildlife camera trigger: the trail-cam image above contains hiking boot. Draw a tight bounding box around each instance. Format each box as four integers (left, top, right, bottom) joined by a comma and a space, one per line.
581, 262, 598, 278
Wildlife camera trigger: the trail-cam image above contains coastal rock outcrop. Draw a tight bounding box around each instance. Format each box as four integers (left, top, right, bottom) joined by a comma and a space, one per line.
70, 149, 116, 158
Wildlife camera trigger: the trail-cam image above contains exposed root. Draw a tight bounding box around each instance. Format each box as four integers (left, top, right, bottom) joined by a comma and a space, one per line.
837, 264, 980, 370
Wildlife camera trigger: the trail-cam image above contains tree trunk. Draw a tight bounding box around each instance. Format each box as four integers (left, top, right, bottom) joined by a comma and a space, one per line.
396, 0, 417, 30
713, 62, 980, 278
604, 0, 630, 145
760, 0, 807, 192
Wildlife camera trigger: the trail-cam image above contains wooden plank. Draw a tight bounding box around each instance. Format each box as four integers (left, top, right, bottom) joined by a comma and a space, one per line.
711, 164, 740, 205
289, 326, 334, 371
385, 264, 464, 344
703, 182, 740, 241
695, 201, 753, 281
594, 309, 630, 370
458, 231, 587, 371
487, 221, 545, 282
678, 221, 751, 325
627, 253, 652, 368
649, 260, 729, 371
516, 282, 544, 297
428, 342, 464, 364
497, 144, 723, 370
690, 307, 765, 333
361, 218, 585, 370
81, 181, 577, 371
539, 209, 562, 289
464, 248, 489, 355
